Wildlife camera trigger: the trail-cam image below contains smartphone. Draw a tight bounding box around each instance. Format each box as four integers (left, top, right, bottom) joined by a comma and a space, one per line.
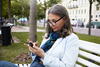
26, 42, 33, 47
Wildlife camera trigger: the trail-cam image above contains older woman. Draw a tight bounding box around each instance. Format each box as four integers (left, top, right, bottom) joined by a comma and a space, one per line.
29, 4, 79, 67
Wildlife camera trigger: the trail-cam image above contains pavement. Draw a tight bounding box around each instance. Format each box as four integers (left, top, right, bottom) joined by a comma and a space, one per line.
12, 26, 100, 36
11, 26, 45, 32
73, 27, 100, 37
11, 26, 100, 45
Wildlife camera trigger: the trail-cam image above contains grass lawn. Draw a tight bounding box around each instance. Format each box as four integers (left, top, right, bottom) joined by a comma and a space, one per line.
0, 32, 99, 64
37, 26, 45, 30
76, 33, 100, 44
0, 32, 44, 64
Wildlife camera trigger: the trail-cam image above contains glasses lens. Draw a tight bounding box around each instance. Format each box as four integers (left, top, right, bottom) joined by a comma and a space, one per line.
47, 15, 64, 25
48, 20, 55, 26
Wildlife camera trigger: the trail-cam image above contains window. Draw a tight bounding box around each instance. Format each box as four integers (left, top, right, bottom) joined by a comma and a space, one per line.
84, 19, 85, 22
91, 15, 93, 18
81, 9, 83, 14
84, 9, 86, 14
95, 19, 98, 21
96, 15, 98, 17
76, 10, 77, 14
96, 6, 99, 10
79, 10, 80, 14
73, 0, 77, 1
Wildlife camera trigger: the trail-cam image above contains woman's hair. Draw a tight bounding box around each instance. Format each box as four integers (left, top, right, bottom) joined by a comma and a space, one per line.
46, 4, 73, 38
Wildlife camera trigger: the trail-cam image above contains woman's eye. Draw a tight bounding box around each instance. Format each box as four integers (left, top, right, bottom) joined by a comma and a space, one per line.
52, 19, 57, 23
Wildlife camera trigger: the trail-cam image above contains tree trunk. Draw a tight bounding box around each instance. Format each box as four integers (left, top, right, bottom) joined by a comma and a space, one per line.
7, 0, 11, 23
0, 0, 3, 27
88, 0, 92, 35
29, 0, 37, 42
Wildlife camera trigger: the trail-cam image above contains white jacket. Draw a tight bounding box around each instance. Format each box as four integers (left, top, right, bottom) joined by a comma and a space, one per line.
41, 33, 79, 67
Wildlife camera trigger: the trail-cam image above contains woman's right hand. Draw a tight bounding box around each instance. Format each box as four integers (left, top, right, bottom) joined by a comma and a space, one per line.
28, 42, 45, 58
28, 40, 39, 47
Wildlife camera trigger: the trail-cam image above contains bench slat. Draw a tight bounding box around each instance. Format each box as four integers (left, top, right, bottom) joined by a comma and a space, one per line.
27, 64, 30, 67
75, 64, 82, 67
19, 64, 23, 67
79, 50, 100, 63
15, 64, 30, 67
15, 64, 19, 66
23, 64, 28, 67
77, 57, 99, 67
79, 40, 100, 55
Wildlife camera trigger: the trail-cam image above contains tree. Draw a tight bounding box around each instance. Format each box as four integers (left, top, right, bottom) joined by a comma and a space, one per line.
37, 0, 61, 20
11, 0, 30, 18
29, 0, 37, 42
37, 3, 45, 20
2, 0, 8, 18
0, 0, 3, 27
11, 1, 22, 17
96, 0, 100, 3
7, 0, 11, 23
45, 0, 61, 8
88, 0, 100, 35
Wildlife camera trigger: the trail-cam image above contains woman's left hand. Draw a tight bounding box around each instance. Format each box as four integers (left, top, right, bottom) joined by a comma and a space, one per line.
29, 45, 45, 58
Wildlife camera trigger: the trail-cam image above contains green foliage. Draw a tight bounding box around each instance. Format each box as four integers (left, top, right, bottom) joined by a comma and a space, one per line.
93, 0, 100, 4
2, 0, 61, 19
11, 1, 22, 17
2, 0, 29, 18
2, 0, 8, 17
46, 0, 61, 7
97, 0, 100, 3
11, 0, 30, 18
37, 0, 61, 20
37, 3, 45, 19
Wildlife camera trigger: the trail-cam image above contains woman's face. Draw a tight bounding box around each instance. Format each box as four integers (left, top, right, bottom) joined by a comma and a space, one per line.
48, 13, 65, 31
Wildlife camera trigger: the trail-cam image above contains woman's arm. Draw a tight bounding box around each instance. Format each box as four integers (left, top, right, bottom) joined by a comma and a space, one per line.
29, 34, 49, 60
43, 36, 79, 67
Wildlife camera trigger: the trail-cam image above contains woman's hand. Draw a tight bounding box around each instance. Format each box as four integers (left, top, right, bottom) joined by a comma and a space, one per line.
28, 43, 45, 58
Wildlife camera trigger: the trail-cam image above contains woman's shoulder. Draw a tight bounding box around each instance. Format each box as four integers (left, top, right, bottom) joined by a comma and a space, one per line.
65, 33, 79, 40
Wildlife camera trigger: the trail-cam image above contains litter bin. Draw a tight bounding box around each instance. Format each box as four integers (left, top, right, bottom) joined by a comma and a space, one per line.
1, 26, 11, 46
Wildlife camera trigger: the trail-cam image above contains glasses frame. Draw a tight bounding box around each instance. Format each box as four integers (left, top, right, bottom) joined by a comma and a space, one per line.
48, 16, 65, 26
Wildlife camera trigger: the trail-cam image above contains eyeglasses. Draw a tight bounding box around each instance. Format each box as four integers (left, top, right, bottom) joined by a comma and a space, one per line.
48, 16, 65, 26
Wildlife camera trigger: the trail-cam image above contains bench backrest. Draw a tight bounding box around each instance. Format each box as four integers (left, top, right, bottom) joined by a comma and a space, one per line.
75, 40, 100, 67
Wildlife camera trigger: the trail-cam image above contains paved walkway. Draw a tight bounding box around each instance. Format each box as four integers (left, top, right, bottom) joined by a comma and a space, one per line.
73, 27, 100, 36
12, 26, 100, 36
11, 26, 100, 44
11, 26, 45, 32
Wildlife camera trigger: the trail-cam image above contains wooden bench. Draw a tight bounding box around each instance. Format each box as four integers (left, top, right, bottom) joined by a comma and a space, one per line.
16, 40, 100, 67
75, 40, 100, 67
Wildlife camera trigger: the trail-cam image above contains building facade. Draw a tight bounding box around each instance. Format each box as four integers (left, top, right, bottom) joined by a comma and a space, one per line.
61, 0, 100, 25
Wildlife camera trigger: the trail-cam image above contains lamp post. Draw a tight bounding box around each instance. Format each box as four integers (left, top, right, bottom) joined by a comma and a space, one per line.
88, 0, 93, 35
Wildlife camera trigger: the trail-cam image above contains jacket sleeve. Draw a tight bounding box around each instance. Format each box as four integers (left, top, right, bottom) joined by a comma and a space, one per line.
42, 36, 79, 67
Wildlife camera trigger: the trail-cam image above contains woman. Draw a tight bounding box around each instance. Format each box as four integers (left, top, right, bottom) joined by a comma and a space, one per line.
28, 4, 79, 67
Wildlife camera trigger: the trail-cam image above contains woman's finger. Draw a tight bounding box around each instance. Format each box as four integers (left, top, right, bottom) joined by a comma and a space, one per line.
29, 46, 37, 53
